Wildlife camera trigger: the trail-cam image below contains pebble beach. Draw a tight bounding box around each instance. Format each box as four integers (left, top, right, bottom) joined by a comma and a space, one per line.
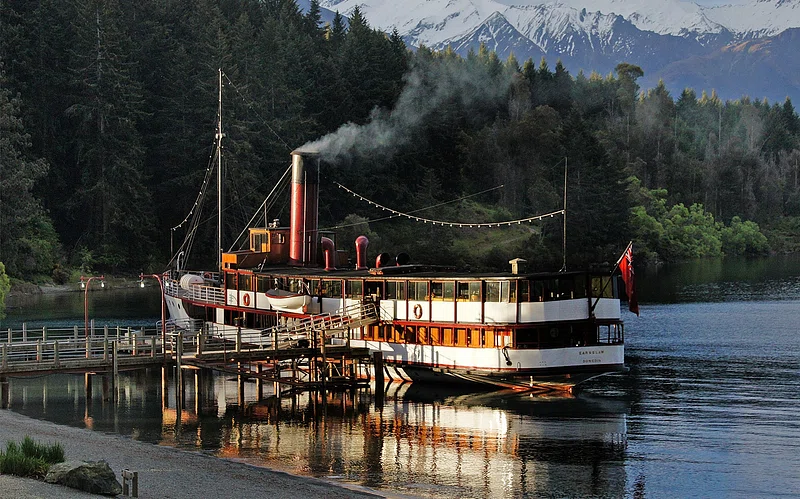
0, 409, 382, 498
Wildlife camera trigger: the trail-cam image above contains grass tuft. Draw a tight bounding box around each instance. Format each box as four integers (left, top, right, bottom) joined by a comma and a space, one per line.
0, 436, 65, 479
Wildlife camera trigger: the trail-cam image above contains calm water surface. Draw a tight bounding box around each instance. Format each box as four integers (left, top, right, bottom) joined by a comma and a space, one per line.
2, 256, 800, 498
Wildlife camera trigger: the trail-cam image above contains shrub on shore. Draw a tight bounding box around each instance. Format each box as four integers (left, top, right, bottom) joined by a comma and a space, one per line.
0, 436, 65, 479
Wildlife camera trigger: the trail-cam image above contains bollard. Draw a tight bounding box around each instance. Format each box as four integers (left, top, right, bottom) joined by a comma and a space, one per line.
121, 469, 139, 497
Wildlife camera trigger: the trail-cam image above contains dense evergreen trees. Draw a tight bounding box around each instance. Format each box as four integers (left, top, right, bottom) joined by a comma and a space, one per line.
1, 1, 799, 279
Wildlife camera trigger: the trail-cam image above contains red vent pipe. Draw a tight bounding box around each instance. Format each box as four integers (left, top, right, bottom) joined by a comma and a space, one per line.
321, 237, 336, 271
355, 236, 369, 270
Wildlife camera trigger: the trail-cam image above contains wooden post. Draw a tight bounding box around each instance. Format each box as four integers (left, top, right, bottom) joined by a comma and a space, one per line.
373, 351, 384, 391
74, 325, 79, 340
112, 341, 119, 393
36, 340, 42, 362
103, 339, 109, 362
237, 362, 244, 407
256, 364, 263, 401
161, 366, 169, 409
85, 373, 92, 402
176, 332, 183, 410
42, 326, 48, 342
151, 336, 157, 358
53, 341, 60, 368
132, 331, 138, 356
85, 337, 91, 359
236, 323, 242, 353
1, 345, 7, 369
0, 376, 9, 409
197, 330, 204, 356
22, 323, 27, 343
321, 330, 327, 389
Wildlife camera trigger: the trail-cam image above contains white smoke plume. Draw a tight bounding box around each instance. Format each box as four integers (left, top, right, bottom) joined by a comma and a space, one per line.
296, 56, 514, 163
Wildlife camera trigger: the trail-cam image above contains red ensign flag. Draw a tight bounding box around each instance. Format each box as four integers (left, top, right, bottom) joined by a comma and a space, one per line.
618, 243, 639, 316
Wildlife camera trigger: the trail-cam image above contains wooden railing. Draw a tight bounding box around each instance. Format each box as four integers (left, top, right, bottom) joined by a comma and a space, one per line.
1, 329, 162, 375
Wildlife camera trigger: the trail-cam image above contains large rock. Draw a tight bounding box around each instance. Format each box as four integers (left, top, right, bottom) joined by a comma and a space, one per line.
44, 460, 123, 496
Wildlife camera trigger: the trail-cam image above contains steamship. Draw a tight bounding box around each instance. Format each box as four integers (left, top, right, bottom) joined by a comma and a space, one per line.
162, 75, 626, 390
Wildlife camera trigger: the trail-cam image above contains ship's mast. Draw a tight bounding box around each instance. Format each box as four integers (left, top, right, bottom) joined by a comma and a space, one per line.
216, 69, 224, 273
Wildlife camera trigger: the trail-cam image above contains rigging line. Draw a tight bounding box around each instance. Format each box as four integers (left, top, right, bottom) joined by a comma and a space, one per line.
188, 169, 290, 249
228, 164, 292, 252
221, 71, 293, 152
333, 183, 564, 229
170, 128, 220, 232
320, 184, 505, 231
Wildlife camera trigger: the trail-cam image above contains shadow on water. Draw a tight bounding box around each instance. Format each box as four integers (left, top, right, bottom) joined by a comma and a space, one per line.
638, 254, 800, 303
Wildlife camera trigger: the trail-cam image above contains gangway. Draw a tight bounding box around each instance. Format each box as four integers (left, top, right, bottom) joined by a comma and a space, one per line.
260, 300, 379, 344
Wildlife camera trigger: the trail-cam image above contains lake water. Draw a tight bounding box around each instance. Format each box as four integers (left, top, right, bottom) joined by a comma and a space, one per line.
2, 256, 800, 498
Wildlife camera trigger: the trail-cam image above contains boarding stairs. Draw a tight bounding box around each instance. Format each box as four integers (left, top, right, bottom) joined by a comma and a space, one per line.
261, 300, 379, 344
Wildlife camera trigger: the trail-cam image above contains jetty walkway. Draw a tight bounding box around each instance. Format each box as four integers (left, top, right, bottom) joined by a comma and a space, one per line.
0, 301, 380, 405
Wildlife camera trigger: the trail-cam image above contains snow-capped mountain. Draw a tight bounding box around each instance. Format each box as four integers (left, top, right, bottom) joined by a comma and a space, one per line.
318, 0, 800, 101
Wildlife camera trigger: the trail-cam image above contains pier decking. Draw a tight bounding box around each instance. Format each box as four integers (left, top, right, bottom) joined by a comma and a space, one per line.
0, 301, 380, 406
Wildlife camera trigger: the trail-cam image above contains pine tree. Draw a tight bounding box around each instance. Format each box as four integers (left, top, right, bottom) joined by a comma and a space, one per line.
66, 0, 154, 270
0, 65, 61, 279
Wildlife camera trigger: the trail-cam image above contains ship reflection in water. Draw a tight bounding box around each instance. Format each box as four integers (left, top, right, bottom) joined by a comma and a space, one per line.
4, 371, 629, 498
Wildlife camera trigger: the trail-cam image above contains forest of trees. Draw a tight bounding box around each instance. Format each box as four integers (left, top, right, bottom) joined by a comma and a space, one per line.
1, 0, 798, 283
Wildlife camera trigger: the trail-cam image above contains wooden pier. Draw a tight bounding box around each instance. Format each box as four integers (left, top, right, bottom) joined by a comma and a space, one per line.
0, 302, 380, 407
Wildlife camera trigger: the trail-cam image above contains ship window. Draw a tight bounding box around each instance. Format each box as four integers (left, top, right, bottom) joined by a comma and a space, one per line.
409, 281, 428, 301
256, 276, 270, 292
345, 280, 363, 298
309, 279, 320, 295
443, 282, 454, 300
486, 281, 512, 302
558, 278, 574, 299
591, 276, 613, 298
572, 275, 587, 299
432, 281, 454, 301
385, 281, 405, 300
225, 273, 236, 289
543, 279, 560, 301
486, 282, 500, 302
458, 282, 481, 302
322, 280, 342, 298
531, 280, 545, 301
239, 274, 252, 291
519, 280, 531, 302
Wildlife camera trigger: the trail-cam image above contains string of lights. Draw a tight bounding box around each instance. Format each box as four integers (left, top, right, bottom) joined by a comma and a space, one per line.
335, 183, 564, 228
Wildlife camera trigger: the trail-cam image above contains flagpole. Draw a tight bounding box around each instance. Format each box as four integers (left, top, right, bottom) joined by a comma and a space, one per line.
615, 240, 633, 270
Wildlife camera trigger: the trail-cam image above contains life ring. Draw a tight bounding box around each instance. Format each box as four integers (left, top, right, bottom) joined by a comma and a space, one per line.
243, 294, 251, 306
413, 304, 423, 319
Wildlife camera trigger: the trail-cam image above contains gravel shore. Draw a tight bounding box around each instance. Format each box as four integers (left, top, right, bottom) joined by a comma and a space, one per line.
0, 410, 382, 498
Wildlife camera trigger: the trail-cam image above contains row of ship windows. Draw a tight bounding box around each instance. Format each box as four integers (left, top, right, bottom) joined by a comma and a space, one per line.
226, 274, 615, 303
363, 324, 619, 348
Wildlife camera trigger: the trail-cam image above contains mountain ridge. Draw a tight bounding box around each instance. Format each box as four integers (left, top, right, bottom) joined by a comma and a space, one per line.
318, 0, 800, 102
